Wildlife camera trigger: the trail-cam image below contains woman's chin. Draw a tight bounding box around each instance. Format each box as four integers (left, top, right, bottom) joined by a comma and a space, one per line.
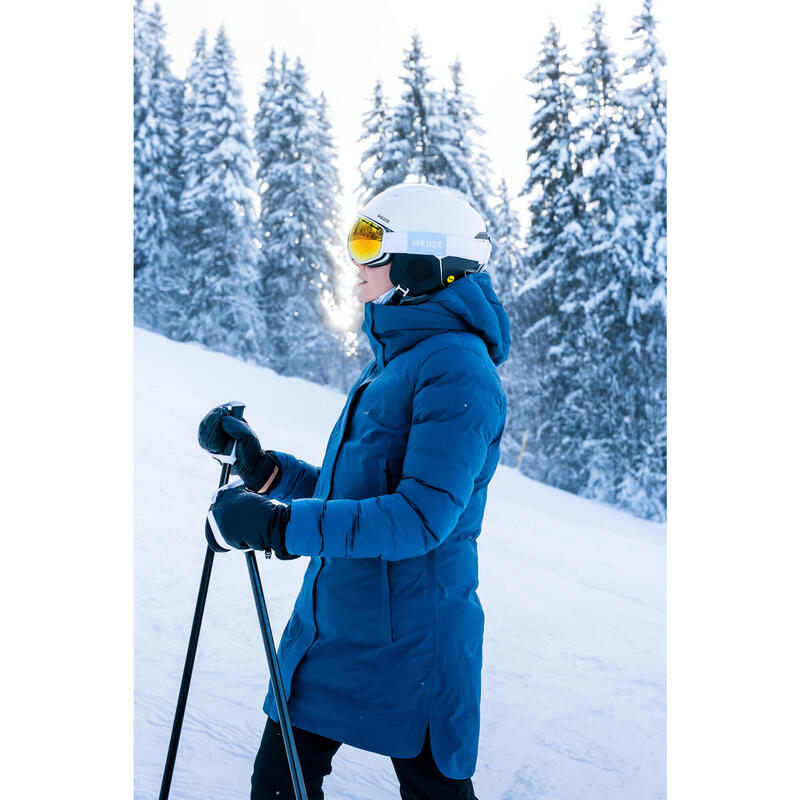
357, 285, 377, 303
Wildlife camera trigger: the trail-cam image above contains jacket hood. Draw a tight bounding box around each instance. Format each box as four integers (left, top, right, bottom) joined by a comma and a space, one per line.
362, 271, 511, 368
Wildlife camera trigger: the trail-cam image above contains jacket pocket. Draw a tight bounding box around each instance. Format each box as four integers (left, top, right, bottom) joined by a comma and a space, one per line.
379, 558, 394, 643
377, 459, 394, 642
381, 456, 400, 495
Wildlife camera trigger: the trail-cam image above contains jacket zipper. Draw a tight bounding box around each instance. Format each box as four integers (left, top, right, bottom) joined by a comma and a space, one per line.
324, 369, 376, 500
307, 366, 378, 652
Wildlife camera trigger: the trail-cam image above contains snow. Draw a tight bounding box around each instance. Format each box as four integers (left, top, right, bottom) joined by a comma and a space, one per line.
135, 327, 665, 799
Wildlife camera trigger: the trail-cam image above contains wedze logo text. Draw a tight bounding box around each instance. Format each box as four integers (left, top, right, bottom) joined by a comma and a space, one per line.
407, 232, 445, 256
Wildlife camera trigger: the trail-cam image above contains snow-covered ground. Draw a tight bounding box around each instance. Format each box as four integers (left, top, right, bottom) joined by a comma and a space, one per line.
135, 327, 665, 800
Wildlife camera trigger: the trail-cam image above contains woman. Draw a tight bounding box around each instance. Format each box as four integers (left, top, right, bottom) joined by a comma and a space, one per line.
202, 183, 510, 799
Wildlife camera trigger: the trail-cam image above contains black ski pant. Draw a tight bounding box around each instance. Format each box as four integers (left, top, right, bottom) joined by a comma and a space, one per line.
251, 717, 478, 800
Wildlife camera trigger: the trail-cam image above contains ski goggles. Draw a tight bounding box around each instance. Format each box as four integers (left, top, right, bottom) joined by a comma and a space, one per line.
347, 216, 491, 267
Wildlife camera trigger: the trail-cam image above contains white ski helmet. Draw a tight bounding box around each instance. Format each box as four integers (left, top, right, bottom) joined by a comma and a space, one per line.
347, 183, 492, 301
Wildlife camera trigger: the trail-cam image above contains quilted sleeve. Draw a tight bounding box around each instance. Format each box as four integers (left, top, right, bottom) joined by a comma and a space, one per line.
284, 345, 504, 560
266, 451, 320, 502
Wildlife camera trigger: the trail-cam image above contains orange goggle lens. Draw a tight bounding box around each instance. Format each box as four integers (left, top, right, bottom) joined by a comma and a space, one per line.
347, 217, 385, 264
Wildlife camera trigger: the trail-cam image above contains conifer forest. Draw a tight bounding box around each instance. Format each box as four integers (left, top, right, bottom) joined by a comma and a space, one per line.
133, 0, 666, 522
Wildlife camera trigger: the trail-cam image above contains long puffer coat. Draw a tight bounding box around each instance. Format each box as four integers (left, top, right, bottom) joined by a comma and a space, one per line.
263, 271, 510, 779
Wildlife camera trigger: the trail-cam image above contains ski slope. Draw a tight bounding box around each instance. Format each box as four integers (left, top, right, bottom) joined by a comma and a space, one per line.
134, 327, 665, 800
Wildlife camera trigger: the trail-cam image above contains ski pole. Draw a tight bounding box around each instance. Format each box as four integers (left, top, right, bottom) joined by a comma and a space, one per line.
245, 550, 308, 800
158, 401, 245, 800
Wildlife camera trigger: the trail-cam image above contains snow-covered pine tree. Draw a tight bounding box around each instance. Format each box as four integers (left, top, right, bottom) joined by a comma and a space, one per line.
424, 87, 456, 188
133, 0, 150, 279
611, 0, 667, 520
176, 30, 208, 278
177, 25, 264, 360
133, 3, 184, 334
490, 177, 529, 447
311, 90, 365, 389
359, 39, 496, 213
520, 24, 581, 270
430, 58, 495, 220
389, 31, 439, 183
254, 56, 350, 385
620, 0, 666, 336
253, 48, 284, 218
133, 0, 148, 178
570, 3, 633, 505
167, 70, 185, 211
512, 22, 588, 493
357, 80, 403, 204
488, 178, 525, 306
356, 32, 436, 205
134, 2, 178, 277
575, 4, 620, 169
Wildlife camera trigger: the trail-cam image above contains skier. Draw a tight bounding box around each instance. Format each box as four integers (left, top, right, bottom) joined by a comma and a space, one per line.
201, 183, 510, 799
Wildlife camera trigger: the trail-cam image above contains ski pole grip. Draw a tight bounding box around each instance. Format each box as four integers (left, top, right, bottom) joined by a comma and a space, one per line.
211, 401, 246, 465
221, 401, 246, 457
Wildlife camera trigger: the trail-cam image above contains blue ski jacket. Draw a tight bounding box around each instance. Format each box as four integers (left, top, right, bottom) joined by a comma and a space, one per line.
263, 271, 510, 779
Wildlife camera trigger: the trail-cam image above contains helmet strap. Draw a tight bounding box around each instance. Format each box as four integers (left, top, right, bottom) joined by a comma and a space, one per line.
386, 285, 408, 306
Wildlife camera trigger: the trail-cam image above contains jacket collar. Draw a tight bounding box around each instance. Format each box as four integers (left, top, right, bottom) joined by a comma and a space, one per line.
362, 272, 510, 370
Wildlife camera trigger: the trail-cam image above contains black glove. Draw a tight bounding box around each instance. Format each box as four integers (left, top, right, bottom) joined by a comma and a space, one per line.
205, 480, 297, 559
198, 405, 281, 493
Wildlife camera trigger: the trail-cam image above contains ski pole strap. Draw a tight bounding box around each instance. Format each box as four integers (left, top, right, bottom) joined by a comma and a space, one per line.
206, 509, 231, 552
214, 440, 238, 465
206, 478, 252, 553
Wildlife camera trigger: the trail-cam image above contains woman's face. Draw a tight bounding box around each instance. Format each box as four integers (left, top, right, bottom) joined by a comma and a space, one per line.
354, 260, 394, 304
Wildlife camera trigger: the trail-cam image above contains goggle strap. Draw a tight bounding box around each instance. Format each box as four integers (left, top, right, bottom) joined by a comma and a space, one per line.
447, 236, 491, 263
381, 232, 491, 264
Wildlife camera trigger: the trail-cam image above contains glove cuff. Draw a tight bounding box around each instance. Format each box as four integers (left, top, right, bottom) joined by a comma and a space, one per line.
272, 502, 298, 560
244, 450, 282, 494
